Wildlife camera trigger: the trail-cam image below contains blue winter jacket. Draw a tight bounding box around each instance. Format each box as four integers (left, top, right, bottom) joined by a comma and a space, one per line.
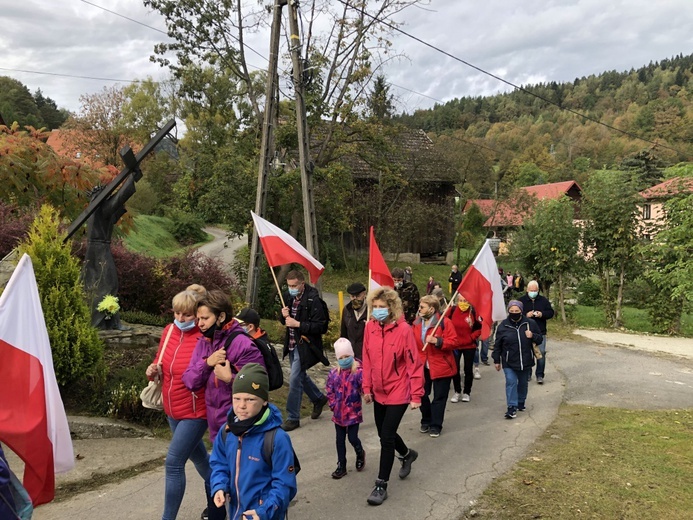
210, 404, 298, 520
492, 317, 543, 371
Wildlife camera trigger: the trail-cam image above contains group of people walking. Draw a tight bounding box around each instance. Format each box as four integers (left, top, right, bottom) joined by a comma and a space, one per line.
145, 265, 553, 519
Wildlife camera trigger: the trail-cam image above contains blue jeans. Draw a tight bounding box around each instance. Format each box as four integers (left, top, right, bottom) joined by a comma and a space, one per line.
534, 336, 547, 378
287, 347, 324, 421
503, 367, 532, 409
474, 339, 489, 365
163, 417, 210, 520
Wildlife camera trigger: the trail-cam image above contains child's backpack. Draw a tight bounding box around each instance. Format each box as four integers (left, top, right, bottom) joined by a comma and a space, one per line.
220, 427, 301, 475
224, 330, 284, 391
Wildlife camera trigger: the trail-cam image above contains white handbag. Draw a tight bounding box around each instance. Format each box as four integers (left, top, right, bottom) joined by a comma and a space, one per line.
140, 325, 174, 410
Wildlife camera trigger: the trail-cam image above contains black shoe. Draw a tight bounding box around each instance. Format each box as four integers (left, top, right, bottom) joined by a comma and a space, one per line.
505, 407, 517, 419
517, 404, 526, 412
419, 424, 430, 433
281, 419, 300, 431
537, 376, 544, 384
355, 448, 366, 471
367, 479, 388, 506
311, 395, 328, 419
398, 449, 418, 479
331, 461, 347, 479
200, 507, 208, 520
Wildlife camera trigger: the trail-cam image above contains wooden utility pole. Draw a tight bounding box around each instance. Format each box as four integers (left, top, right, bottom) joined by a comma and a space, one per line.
246, 0, 286, 307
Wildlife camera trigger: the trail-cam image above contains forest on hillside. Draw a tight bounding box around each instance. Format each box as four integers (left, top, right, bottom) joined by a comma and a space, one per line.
395, 53, 693, 199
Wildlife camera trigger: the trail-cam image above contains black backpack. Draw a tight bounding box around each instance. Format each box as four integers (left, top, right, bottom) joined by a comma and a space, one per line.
224, 330, 284, 391
220, 427, 301, 475
309, 296, 330, 334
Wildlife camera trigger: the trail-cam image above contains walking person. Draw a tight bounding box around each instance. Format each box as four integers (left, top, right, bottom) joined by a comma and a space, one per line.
448, 295, 482, 403
519, 280, 554, 384
279, 270, 329, 432
392, 267, 420, 325
362, 287, 424, 506
448, 265, 462, 296
326, 338, 366, 479
492, 300, 543, 419
339, 282, 368, 360
412, 295, 459, 436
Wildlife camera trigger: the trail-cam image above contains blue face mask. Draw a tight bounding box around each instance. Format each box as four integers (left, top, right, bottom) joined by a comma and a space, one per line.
288, 288, 300, 297
372, 308, 389, 322
337, 356, 354, 369
174, 319, 196, 332
528, 291, 539, 299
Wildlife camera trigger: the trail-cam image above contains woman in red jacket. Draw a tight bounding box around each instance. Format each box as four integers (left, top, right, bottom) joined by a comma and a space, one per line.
412, 295, 459, 438
145, 288, 222, 520
362, 287, 424, 506
448, 295, 482, 403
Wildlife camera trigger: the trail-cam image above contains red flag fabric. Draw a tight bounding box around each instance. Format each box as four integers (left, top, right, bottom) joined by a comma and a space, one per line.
368, 226, 394, 290
0, 254, 74, 505
457, 241, 507, 340
251, 211, 325, 284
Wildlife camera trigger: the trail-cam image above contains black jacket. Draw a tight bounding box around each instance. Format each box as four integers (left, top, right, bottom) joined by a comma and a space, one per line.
448, 271, 462, 292
340, 301, 367, 360
518, 294, 554, 334
492, 316, 543, 371
279, 284, 329, 370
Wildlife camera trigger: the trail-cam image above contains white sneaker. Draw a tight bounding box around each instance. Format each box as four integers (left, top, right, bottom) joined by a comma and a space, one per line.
473, 367, 481, 380
461, 393, 470, 402
450, 392, 460, 403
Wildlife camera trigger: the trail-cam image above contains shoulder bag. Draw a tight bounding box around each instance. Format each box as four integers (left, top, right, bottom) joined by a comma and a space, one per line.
140, 324, 174, 410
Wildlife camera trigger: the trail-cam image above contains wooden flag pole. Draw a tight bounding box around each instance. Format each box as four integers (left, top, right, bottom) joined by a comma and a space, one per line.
422, 282, 463, 351
270, 266, 286, 308
367, 268, 372, 320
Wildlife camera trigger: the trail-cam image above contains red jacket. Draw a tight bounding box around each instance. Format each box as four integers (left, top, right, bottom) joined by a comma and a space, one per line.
447, 306, 482, 350
362, 316, 424, 405
412, 313, 459, 379
151, 323, 207, 420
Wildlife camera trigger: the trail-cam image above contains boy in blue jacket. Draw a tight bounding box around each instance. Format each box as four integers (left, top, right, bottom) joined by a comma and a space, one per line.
210, 363, 298, 520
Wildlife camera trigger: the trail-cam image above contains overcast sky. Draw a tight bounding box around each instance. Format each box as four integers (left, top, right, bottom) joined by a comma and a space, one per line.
1, 0, 692, 116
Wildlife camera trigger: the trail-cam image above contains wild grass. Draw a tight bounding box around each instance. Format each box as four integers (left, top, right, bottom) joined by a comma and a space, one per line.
123, 215, 211, 258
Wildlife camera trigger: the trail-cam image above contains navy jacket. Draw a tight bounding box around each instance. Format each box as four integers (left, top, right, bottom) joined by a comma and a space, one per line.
518, 293, 554, 335
492, 316, 543, 371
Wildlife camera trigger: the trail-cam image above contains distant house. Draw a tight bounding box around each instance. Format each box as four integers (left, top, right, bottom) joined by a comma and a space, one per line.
638, 177, 693, 237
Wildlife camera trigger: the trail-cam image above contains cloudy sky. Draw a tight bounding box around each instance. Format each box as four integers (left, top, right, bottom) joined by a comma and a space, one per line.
1, 0, 692, 116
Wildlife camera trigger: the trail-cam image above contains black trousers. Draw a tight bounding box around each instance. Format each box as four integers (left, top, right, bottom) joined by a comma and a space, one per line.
373, 401, 409, 481
335, 423, 362, 464
420, 367, 452, 431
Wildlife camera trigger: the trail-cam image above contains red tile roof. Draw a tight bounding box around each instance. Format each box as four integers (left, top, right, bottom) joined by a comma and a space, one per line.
639, 177, 693, 200
462, 199, 496, 218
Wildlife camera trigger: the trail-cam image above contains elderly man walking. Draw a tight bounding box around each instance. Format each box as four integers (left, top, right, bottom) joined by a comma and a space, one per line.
519, 281, 554, 384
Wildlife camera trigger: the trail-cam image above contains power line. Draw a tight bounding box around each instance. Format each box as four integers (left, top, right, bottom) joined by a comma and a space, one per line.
0, 66, 141, 84
336, 0, 688, 158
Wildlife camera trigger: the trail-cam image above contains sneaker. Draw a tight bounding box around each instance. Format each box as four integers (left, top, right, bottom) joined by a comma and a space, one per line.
331, 461, 347, 479
473, 367, 481, 380
367, 480, 388, 506
280, 419, 300, 431
311, 395, 328, 419
200, 507, 208, 520
517, 404, 526, 412
504, 407, 517, 419
450, 392, 461, 403
429, 429, 440, 438
482, 360, 490, 366
537, 376, 544, 385
419, 424, 430, 433
398, 449, 418, 479
355, 449, 366, 471
461, 393, 471, 402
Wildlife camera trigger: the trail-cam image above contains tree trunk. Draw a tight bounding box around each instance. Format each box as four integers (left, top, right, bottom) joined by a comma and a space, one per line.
558, 272, 567, 324
614, 263, 625, 328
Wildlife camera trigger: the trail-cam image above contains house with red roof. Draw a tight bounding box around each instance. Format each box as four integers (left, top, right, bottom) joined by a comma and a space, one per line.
638, 177, 693, 237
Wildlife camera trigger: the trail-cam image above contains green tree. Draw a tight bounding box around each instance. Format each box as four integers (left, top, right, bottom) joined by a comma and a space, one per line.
33, 89, 69, 130
582, 170, 641, 327
367, 75, 394, 121
0, 76, 43, 128
17, 205, 103, 387
511, 196, 580, 323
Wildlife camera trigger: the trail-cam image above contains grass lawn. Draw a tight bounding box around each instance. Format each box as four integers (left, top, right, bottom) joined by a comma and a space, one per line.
470, 405, 693, 519
571, 305, 693, 337
123, 215, 212, 258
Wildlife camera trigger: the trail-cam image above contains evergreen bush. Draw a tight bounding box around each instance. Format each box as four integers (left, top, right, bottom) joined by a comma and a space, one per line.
17, 205, 104, 387
166, 209, 208, 245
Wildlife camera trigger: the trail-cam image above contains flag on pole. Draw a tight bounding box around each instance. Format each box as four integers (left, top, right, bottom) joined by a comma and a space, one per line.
251, 211, 325, 283
368, 226, 394, 290
0, 254, 74, 505
457, 240, 507, 340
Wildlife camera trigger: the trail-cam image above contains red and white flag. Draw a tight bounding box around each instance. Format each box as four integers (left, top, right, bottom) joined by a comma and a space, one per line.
457, 241, 507, 340
0, 254, 74, 505
251, 211, 325, 284
368, 226, 394, 291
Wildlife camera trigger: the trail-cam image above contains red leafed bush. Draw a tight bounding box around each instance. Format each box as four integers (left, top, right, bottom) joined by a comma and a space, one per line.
0, 201, 35, 257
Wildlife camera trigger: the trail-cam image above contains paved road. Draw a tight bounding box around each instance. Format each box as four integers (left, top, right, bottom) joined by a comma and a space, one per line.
197, 228, 247, 269
34, 335, 693, 520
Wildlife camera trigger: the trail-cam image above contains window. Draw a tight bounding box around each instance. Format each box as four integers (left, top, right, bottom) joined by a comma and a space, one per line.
642, 204, 651, 220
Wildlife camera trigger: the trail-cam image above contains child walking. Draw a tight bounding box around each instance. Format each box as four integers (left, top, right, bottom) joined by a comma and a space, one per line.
325, 338, 366, 479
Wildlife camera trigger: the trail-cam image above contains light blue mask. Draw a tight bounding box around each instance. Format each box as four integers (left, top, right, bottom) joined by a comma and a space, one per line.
174, 319, 196, 332
337, 356, 354, 369
372, 308, 389, 322
528, 291, 539, 299
288, 288, 300, 297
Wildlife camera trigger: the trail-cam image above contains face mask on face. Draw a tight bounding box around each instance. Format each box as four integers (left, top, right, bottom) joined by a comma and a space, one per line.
351, 299, 364, 310
241, 325, 251, 334
288, 287, 300, 297
394, 282, 403, 290
420, 309, 434, 320
528, 291, 539, 299
372, 308, 389, 322
509, 312, 522, 323
337, 356, 354, 369
202, 323, 218, 338
457, 301, 470, 312
174, 319, 196, 332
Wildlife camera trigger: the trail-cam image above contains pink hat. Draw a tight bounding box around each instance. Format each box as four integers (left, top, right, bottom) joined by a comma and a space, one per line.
334, 338, 354, 359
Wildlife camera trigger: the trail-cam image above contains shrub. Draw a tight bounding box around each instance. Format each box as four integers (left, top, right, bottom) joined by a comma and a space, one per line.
0, 201, 35, 257
120, 310, 170, 327
576, 277, 602, 307
166, 209, 208, 246
17, 205, 104, 387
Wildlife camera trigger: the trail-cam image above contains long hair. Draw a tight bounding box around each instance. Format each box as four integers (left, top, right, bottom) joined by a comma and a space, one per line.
367, 287, 403, 322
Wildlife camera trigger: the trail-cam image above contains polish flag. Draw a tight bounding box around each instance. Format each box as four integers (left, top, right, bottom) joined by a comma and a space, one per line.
457, 241, 507, 340
251, 211, 325, 283
0, 254, 74, 505
368, 226, 394, 290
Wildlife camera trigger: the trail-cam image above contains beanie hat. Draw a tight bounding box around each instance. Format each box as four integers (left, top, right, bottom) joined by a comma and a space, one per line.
232, 363, 269, 401
333, 338, 354, 359
507, 299, 524, 312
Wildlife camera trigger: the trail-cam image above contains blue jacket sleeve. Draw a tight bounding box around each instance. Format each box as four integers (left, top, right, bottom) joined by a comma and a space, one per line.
182, 339, 214, 391
209, 430, 231, 497
255, 430, 298, 520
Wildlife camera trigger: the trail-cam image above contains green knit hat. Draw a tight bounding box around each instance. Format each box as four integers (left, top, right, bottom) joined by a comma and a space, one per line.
232, 363, 269, 401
